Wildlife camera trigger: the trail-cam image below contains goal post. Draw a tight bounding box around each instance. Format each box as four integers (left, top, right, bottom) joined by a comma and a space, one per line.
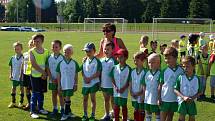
152, 18, 213, 40
84, 18, 128, 33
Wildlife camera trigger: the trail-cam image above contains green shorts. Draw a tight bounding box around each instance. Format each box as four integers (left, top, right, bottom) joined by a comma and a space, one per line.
101, 88, 113, 96
114, 97, 127, 107
49, 83, 58, 90
62, 89, 74, 97
160, 102, 178, 112
178, 101, 197, 116
144, 103, 160, 113
82, 83, 99, 95
11, 80, 23, 87
132, 101, 144, 110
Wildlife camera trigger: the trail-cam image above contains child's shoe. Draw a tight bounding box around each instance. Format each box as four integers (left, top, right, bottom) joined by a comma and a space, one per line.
18, 103, 24, 108
23, 103, 30, 110
8, 102, 16, 108
39, 109, 48, 115
82, 115, 88, 121
61, 114, 69, 121
30, 113, 39, 119
50, 108, 58, 116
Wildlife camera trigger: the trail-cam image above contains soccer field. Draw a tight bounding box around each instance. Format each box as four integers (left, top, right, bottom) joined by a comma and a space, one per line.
0, 31, 215, 121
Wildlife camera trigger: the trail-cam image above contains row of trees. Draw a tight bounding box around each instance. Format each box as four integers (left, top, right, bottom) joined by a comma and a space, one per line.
2, 0, 215, 23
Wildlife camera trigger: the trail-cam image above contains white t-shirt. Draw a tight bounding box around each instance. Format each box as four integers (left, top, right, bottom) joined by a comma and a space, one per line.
100, 57, 117, 88
110, 64, 131, 98
160, 66, 184, 102
82, 57, 102, 87
9, 54, 23, 81
47, 53, 64, 82
131, 68, 146, 103
175, 74, 200, 104
143, 70, 160, 105
56, 58, 79, 90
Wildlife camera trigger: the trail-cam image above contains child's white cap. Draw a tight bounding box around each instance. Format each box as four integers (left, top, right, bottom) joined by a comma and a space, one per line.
209, 34, 215, 40
63, 44, 73, 52
199, 32, 205, 37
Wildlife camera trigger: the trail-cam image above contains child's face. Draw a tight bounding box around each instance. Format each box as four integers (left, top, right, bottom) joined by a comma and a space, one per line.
160, 46, 166, 53
117, 55, 126, 64
164, 55, 177, 68
33, 38, 43, 48
201, 45, 208, 54
104, 45, 113, 57
151, 43, 157, 51
182, 62, 194, 75
14, 45, 22, 54
148, 57, 160, 70
85, 49, 95, 58
64, 48, 73, 58
52, 43, 61, 54
134, 57, 144, 67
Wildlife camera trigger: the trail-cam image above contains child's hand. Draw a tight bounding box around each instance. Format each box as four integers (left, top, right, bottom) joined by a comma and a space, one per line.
84, 77, 91, 84
183, 96, 189, 101
73, 85, 77, 92
157, 99, 162, 106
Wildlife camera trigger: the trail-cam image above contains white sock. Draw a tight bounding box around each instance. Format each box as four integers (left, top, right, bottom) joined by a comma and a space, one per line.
146, 114, 152, 121
156, 115, 160, 121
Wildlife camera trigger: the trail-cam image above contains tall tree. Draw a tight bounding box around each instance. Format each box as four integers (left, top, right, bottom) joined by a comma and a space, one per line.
27, 0, 36, 22
98, 0, 114, 17
143, 0, 161, 22
41, 0, 57, 22
208, 0, 215, 19
0, 3, 5, 21
84, 0, 98, 18
160, 0, 178, 18
189, 0, 209, 18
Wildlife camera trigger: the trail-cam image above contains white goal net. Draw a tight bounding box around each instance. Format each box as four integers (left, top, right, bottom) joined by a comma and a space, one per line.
152, 18, 213, 40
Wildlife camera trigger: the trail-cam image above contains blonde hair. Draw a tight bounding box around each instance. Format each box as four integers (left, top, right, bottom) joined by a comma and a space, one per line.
148, 53, 160, 62
13, 41, 23, 49
63, 44, 73, 52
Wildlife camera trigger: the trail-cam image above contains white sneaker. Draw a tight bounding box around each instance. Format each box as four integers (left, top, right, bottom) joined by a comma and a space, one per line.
61, 114, 69, 121
69, 112, 76, 118
39, 109, 48, 115
30, 113, 39, 119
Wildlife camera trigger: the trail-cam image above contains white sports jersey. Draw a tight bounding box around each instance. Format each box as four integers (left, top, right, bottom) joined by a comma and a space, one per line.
23, 52, 29, 74
176, 74, 200, 104
56, 58, 79, 90
100, 57, 116, 88
82, 57, 102, 87
9, 54, 23, 81
131, 68, 146, 103
144, 70, 160, 105
48, 53, 64, 82
111, 64, 131, 98
161, 66, 184, 102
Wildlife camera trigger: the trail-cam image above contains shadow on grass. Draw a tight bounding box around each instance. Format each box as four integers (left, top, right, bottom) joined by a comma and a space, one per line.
197, 97, 215, 103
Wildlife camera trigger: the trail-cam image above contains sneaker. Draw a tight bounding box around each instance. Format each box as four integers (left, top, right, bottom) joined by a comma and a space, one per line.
103, 115, 111, 121
8, 102, 16, 108
30, 113, 39, 119
50, 108, 58, 115
61, 114, 69, 121
89, 116, 95, 121
69, 112, 76, 118
23, 103, 30, 110
82, 115, 88, 121
39, 109, 48, 115
109, 110, 114, 118
18, 103, 24, 108
101, 114, 107, 120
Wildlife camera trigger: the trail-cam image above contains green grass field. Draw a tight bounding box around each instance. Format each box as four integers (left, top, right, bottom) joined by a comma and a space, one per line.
0, 31, 215, 121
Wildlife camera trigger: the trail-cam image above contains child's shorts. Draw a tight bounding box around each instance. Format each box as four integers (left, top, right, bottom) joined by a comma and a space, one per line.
178, 101, 197, 116
144, 103, 160, 113
11, 80, 23, 87
160, 101, 178, 112
49, 83, 58, 91
30, 76, 47, 93
132, 101, 144, 110
210, 76, 215, 88
101, 87, 113, 96
62, 89, 74, 97
23, 74, 31, 89
114, 97, 127, 107
82, 83, 99, 95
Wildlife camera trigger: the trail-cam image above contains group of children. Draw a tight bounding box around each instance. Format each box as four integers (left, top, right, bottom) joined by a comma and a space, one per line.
8, 32, 215, 121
